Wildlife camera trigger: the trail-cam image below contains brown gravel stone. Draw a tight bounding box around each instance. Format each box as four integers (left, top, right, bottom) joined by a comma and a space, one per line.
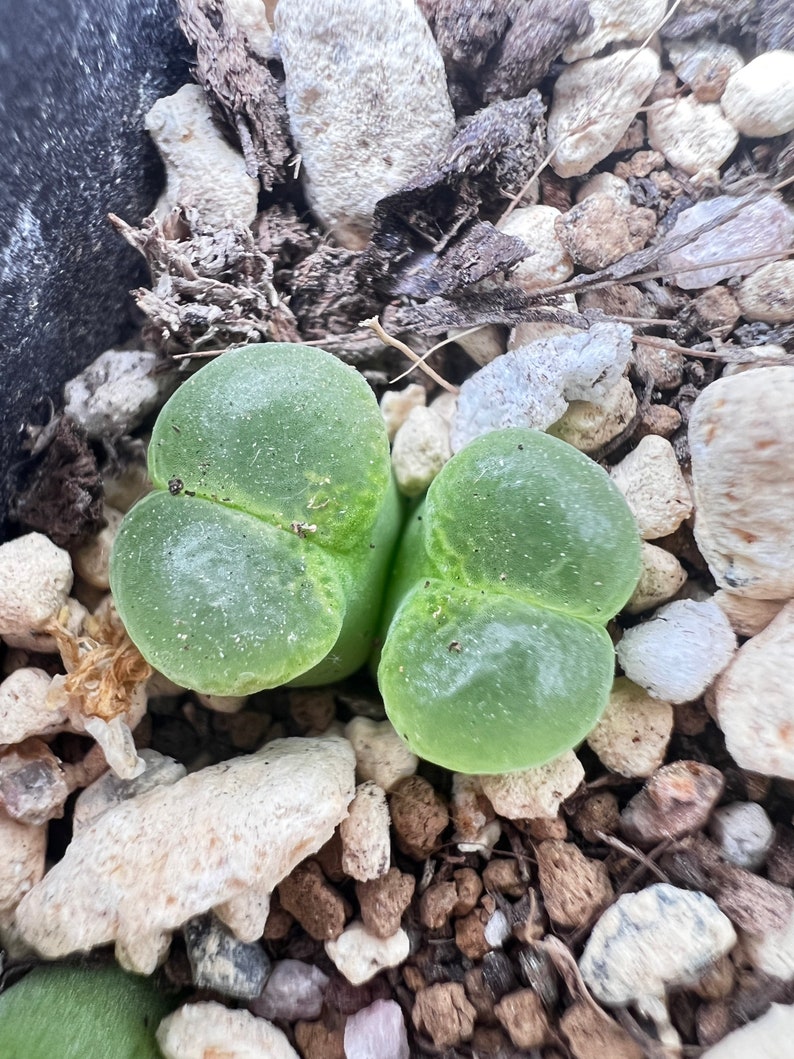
482, 858, 526, 898
494, 988, 552, 1050
452, 867, 483, 916
356, 866, 415, 939
412, 981, 476, 1049
692, 952, 735, 1000
389, 775, 448, 859
620, 760, 725, 848
635, 403, 683, 440
288, 688, 336, 733
560, 1000, 643, 1059
455, 905, 493, 960
277, 860, 350, 941
556, 194, 656, 270
463, 965, 500, 1025
471, 1025, 512, 1055
402, 963, 426, 993
579, 281, 647, 320
535, 839, 614, 929
696, 1000, 733, 1048
419, 880, 458, 931
313, 830, 346, 883
632, 343, 685, 390
767, 824, 794, 887
673, 700, 711, 736
569, 791, 621, 843
692, 285, 741, 333
262, 894, 294, 941
511, 889, 547, 943
294, 1018, 346, 1059
526, 813, 568, 841
614, 149, 666, 179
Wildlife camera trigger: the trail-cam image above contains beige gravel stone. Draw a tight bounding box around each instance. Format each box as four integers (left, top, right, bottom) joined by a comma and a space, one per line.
667, 39, 744, 103
0, 668, 64, 746
380, 384, 426, 442
689, 367, 794, 598
157, 1002, 299, 1059
547, 48, 660, 178
721, 50, 794, 138
339, 781, 391, 882
647, 96, 738, 179
325, 919, 410, 985
497, 205, 573, 291
714, 600, 794, 780
344, 716, 418, 792
15, 737, 356, 973
0, 808, 45, 916
556, 192, 656, 270
625, 541, 687, 615
0, 533, 73, 651
713, 590, 785, 638
609, 435, 693, 540
391, 406, 452, 498
737, 261, 794, 323
449, 325, 506, 367
480, 751, 584, 820
71, 506, 123, 591
587, 678, 673, 777
576, 172, 632, 206
562, 0, 668, 62
547, 376, 637, 454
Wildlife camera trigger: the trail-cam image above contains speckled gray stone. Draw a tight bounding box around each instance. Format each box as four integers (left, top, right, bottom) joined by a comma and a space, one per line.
185, 913, 271, 1000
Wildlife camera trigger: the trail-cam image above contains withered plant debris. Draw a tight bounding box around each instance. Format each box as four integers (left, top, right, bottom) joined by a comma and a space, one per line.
111, 208, 300, 353
178, 0, 291, 190
661, 0, 757, 43
11, 417, 103, 548
756, 0, 794, 51
287, 245, 381, 341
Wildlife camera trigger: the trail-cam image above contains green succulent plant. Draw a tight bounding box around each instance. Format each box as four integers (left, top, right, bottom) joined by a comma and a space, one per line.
110, 343, 641, 773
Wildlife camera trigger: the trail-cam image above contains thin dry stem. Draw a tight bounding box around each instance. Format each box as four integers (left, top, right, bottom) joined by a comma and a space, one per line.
362, 317, 459, 394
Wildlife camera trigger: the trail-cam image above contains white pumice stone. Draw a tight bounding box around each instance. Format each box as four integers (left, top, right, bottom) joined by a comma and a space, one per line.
721, 50, 794, 138
714, 599, 794, 780
380, 384, 426, 442
496, 205, 574, 291
340, 781, 391, 882
157, 1002, 299, 1059
146, 84, 259, 229
609, 435, 693, 540
647, 96, 738, 180
700, 1004, 794, 1059
689, 367, 794, 599
576, 171, 632, 206
449, 324, 506, 367
546, 375, 637, 454
579, 884, 736, 1007
587, 678, 673, 778
226, 0, 274, 58
736, 260, 794, 323
709, 802, 775, 870
480, 751, 585, 820
324, 920, 410, 985
391, 407, 452, 498
15, 737, 355, 974
0, 533, 73, 650
625, 541, 687, 615
713, 591, 785, 638
0, 808, 45, 919
742, 906, 794, 982
667, 39, 744, 102
344, 717, 418, 793
563, 0, 668, 62
71, 506, 123, 591
616, 599, 737, 704
452, 321, 632, 450
63, 349, 179, 440
547, 48, 660, 178
275, 0, 455, 248
0, 668, 63, 746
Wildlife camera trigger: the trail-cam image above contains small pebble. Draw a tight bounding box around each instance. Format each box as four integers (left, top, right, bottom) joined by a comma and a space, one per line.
563, 0, 668, 62
184, 913, 270, 999
570, 791, 621, 843
609, 435, 692, 540
647, 96, 738, 180
356, 867, 414, 939
736, 260, 794, 323
714, 599, 794, 780
0, 668, 63, 746
617, 599, 736, 703
560, 1000, 643, 1059
742, 906, 794, 982
536, 840, 614, 929
721, 50, 794, 137
701, 1003, 794, 1058
325, 920, 410, 986
0, 739, 69, 826
0, 533, 73, 651
587, 677, 673, 777
412, 981, 476, 1050
667, 38, 743, 103
294, 1019, 346, 1059
509, 292, 580, 347
556, 193, 656, 270
709, 802, 775, 871
620, 760, 725, 847
625, 541, 687, 615
631, 342, 684, 390
480, 751, 584, 820
547, 376, 637, 454
494, 987, 552, 1049
250, 959, 329, 1022
547, 48, 660, 178
389, 774, 448, 860
380, 384, 426, 442
576, 171, 632, 206
391, 407, 452, 498
579, 883, 736, 1007
71, 505, 123, 590
496, 205, 573, 291
0, 807, 45, 920
449, 324, 506, 367
483, 908, 511, 948
340, 781, 391, 882
344, 999, 410, 1059
157, 1002, 299, 1059
691, 285, 741, 333
344, 716, 418, 792
278, 860, 349, 941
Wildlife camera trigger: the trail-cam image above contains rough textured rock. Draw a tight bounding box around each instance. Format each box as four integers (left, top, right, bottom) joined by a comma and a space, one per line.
496, 205, 573, 291
625, 541, 687, 614
184, 913, 270, 1000
324, 920, 410, 986
356, 867, 415, 939
15, 737, 356, 973
480, 752, 584, 820
250, 959, 329, 1022
72, 749, 185, 834
647, 96, 738, 179
275, 0, 455, 248
714, 590, 786, 638
412, 981, 476, 1050
547, 376, 637, 454
709, 802, 775, 871
667, 38, 743, 102
737, 261, 794, 323
721, 50, 794, 137
609, 435, 692, 540
560, 1000, 643, 1059
714, 599, 794, 780
579, 884, 737, 1007
157, 1002, 299, 1059
0, 668, 62, 746
562, 0, 668, 62
620, 761, 725, 847
547, 48, 660, 178
689, 367, 794, 599
391, 407, 452, 498
587, 677, 673, 777
344, 999, 410, 1059
340, 781, 391, 882
556, 193, 656, 270
0, 534, 73, 650
380, 384, 426, 442
536, 840, 613, 928
0, 808, 45, 921
344, 717, 418, 792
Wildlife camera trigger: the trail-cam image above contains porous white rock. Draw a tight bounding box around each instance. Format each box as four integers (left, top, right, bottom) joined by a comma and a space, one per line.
0, 668, 63, 746
0, 534, 73, 651
496, 205, 573, 291
480, 751, 585, 820
380, 384, 426, 441
662, 194, 794, 290
667, 39, 744, 103
742, 907, 794, 982
701, 1003, 794, 1059
709, 802, 775, 871
157, 1002, 299, 1059
344, 717, 418, 792
721, 50, 794, 138
71, 506, 123, 591
275, 0, 455, 248
576, 171, 632, 206
547, 375, 637, 454
579, 884, 737, 1007
391, 406, 452, 498
617, 599, 736, 704
340, 781, 391, 882
547, 48, 660, 178
15, 737, 356, 973
625, 542, 687, 615
345, 999, 410, 1059
227, 0, 274, 58
587, 678, 673, 778
713, 591, 785, 638
325, 920, 410, 985
146, 84, 259, 229
563, 0, 668, 62
689, 367, 794, 599
647, 96, 738, 179
63, 349, 179, 440
609, 435, 692, 540
0, 808, 45, 917
451, 321, 632, 451
714, 600, 794, 780
449, 324, 506, 367
72, 749, 186, 834
737, 261, 794, 323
